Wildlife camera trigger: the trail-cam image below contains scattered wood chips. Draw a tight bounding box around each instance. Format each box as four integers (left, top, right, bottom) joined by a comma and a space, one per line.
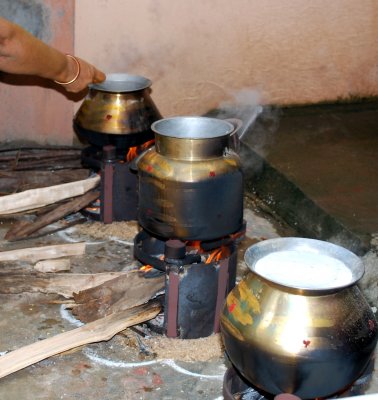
145, 334, 224, 362
74, 220, 140, 241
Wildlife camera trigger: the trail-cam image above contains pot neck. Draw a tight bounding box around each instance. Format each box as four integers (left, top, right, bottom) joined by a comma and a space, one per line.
155, 133, 229, 160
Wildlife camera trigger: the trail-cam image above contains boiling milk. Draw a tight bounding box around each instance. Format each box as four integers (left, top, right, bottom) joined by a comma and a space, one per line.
254, 250, 353, 289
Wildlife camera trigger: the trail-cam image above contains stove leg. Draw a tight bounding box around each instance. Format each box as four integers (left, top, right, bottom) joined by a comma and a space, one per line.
213, 258, 230, 333
166, 270, 180, 338
101, 161, 114, 224
100, 145, 116, 224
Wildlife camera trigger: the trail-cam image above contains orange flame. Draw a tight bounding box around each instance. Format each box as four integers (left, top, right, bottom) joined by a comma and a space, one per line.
126, 139, 155, 162
140, 139, 155, 150
126, 146, 138, 162
186, 240, 203, 252
139, 265, 154, 272
205, 246, 231, 264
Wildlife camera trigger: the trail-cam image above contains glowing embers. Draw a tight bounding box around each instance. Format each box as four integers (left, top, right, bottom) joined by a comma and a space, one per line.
185, 241, 231, 264
83, 196, 101, 217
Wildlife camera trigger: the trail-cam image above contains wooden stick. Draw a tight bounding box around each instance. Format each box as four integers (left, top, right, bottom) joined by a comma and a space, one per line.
34, 259, 71, 273
0, 175, 100, 215
5, 191, 99, 241
0, 242, 86, 263
0, 271, 129, 298
0, 300, 161, 379
0, 169, 90, 195
72, 272, 165, 322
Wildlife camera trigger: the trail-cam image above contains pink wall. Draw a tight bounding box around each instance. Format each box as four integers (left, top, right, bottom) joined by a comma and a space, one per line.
0, 0, 75, 145
76, 0, 378, 119
1, 0, 378, 144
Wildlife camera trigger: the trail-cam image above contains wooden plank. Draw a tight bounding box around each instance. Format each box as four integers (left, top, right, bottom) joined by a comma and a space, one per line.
0, 169, 89, 194
72, 272, 165, 322
0, 242, 86, 263
0, 175, 100, 215
0, 300, 161, 380
0, 148, 82, 171
0, 271, 129, 298
5, 190, 99, 241
34, 259, 71, 273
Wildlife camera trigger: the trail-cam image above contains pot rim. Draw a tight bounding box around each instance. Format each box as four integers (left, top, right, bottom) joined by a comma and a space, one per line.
151, 116, 235, 139
89, 73, 151, 93
244, 237, 364, 292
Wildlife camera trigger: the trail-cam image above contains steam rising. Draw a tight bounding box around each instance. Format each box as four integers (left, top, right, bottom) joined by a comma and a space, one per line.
220, 89, 263, 140
213, 88, 281, 156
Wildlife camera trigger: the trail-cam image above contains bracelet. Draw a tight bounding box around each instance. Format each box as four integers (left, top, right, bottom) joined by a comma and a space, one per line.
54, 54, 81, 85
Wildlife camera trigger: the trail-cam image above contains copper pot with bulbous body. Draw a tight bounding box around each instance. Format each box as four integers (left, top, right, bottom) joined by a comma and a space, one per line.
136, 116, 244, 240
221, 238, 378, 399
73, 73, 161, 148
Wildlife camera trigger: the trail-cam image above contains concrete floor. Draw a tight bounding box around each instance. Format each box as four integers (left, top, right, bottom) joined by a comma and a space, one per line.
0, 198, 287, 400
1, 101, 378, 399
240, 101, 378, 254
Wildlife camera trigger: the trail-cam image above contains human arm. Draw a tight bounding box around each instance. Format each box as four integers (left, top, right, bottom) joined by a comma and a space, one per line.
0, 16, 105, 92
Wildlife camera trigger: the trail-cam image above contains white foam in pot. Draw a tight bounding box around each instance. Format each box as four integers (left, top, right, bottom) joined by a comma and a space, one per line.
254, 250, 353, 289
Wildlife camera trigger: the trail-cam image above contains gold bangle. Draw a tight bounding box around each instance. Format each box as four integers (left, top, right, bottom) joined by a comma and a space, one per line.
54, 54, 81, 85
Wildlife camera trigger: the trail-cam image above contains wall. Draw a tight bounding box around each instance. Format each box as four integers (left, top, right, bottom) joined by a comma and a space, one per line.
76, 0, 378, 119
0, 0, 75, 145
1, 0, 378, 144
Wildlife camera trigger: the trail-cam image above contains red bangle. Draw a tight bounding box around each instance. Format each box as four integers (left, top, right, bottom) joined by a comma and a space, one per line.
54, 54, 81, 85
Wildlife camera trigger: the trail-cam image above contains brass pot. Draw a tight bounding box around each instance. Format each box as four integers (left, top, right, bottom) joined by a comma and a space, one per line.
221, 238, 378, 399
73, 73, 161, 148
136, 116, 244, 240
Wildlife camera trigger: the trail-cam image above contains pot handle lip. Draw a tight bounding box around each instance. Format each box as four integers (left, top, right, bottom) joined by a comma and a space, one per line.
225, 118, 243, 137
225, 118, 243, 153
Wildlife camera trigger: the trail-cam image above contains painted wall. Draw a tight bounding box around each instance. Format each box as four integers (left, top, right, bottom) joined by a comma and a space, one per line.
76, 0, 378, 119
0, 0, 75, 145
1, 0, 378, 144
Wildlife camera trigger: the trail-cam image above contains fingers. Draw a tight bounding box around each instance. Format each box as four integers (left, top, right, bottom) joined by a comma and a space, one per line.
62, 58, 106, 93
93, 68, 106, 84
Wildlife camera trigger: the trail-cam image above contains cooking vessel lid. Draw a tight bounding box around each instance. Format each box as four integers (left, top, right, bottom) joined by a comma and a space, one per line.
152, 116, 235, 139
89, 73, 151, 93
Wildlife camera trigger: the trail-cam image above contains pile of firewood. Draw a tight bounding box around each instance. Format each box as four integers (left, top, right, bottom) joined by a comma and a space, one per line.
0, 146, 164, 380
0, 147, 100, 241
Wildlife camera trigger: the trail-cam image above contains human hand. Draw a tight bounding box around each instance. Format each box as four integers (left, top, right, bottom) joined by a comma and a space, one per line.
54, 54, 106, 93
